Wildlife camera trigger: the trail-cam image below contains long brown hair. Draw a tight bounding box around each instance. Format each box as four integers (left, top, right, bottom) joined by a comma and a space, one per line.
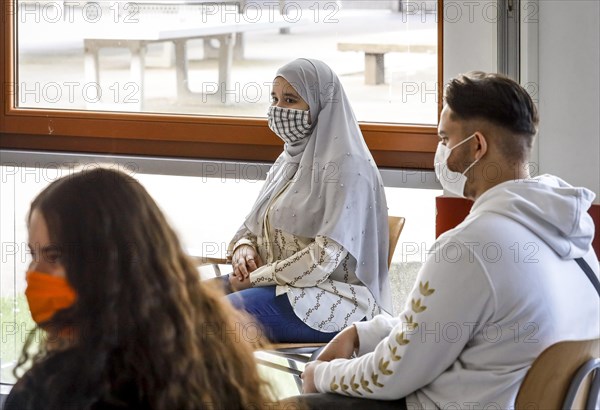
15, 168, 272, 409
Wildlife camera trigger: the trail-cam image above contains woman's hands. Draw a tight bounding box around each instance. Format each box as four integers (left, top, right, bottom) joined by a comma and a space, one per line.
230, 244, 263, 291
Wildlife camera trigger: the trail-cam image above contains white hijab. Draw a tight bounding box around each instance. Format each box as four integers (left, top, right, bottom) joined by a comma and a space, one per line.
232, 58, 391, 312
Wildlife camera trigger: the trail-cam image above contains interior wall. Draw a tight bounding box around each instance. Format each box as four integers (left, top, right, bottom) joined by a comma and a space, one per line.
443, 0, 600, 201
537, 0, 600, 200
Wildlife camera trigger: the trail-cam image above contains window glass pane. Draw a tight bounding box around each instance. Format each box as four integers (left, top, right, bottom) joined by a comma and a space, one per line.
0, 168, 47, 385
0, 161, 440, 384
385, 186, 441, 314
16, 0, 438, 124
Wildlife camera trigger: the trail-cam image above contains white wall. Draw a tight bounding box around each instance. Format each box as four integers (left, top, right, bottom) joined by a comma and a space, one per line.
537, 0, 600, 200
444, 0, 600, 201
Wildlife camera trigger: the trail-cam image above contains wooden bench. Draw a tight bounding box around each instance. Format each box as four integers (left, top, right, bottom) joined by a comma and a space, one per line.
338, 35, 436, 85
83, 17, 292, 109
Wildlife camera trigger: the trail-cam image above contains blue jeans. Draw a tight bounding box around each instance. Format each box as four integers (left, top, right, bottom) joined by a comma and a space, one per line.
227, 285, 339, 343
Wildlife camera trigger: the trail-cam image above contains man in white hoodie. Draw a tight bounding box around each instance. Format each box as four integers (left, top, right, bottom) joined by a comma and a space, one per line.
298, 72, 600, 410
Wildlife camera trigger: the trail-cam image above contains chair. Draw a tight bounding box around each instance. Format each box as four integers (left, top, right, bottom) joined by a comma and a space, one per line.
194, 216, 405, 391
515, 338, 600, 410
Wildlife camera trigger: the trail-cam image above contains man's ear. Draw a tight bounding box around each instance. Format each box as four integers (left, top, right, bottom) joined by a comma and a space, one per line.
473, 132, 488, 160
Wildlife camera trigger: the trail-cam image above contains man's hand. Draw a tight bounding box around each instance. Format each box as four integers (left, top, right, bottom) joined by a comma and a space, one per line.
316, 324, 359, 362
301, 326, 359, 393
301, 360, 322, 394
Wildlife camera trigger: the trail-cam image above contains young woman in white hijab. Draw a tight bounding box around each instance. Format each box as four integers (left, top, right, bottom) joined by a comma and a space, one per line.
225, 58, 391, 343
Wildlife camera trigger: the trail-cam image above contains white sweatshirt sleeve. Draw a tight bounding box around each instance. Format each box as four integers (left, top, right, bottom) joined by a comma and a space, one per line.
354, 315, 401, 356
313, 241, 495, 400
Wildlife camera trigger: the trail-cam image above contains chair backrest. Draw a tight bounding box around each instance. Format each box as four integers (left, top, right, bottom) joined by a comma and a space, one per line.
387, 216, 405, 269
515, 338, 600, 409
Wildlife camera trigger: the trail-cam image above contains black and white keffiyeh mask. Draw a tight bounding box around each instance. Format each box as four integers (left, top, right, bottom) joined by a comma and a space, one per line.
268, 106, 312, 145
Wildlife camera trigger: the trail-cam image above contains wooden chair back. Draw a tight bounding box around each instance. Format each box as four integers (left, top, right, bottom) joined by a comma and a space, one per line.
515, 338, 600, 409
387, 216, 405, 268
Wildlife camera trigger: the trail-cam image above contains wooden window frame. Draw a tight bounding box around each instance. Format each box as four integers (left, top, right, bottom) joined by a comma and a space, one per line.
0, 0, 443, 169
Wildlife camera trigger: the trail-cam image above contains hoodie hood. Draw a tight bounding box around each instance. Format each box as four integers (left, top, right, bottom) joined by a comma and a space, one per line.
470, 174, 596, 259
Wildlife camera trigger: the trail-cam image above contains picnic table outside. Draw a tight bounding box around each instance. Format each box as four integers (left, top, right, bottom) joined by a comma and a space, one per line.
83, 13, 295, 109
337, 30, 436, 85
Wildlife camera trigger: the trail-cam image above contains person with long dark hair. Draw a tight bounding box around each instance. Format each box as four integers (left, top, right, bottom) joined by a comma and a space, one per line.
5, 168, 272, 410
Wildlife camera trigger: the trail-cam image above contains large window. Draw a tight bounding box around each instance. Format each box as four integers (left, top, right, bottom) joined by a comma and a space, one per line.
16, 1, 439, 124
2, 0, 443, 388
1, 1, 444, 392
0, 153, 442, 386
1, 0, 443, 168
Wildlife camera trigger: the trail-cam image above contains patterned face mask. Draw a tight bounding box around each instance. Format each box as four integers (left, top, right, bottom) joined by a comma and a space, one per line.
267, 106, 312, 144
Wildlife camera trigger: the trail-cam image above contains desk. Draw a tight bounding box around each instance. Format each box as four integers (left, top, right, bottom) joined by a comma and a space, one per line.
83, 19, 291, 109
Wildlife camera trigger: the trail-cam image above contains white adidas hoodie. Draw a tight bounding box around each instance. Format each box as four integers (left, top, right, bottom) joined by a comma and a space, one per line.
313, 175, 600, 409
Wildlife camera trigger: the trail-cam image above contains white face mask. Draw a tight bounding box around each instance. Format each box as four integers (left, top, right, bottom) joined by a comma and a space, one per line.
434, 134, 479, 197
268, 106, 311, 144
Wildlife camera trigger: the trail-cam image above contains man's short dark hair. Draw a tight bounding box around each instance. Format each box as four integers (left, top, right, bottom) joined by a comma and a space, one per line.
444, 72, 539, 161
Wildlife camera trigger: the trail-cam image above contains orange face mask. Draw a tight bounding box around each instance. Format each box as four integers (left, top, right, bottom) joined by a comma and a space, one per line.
25, 271, 77, 325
